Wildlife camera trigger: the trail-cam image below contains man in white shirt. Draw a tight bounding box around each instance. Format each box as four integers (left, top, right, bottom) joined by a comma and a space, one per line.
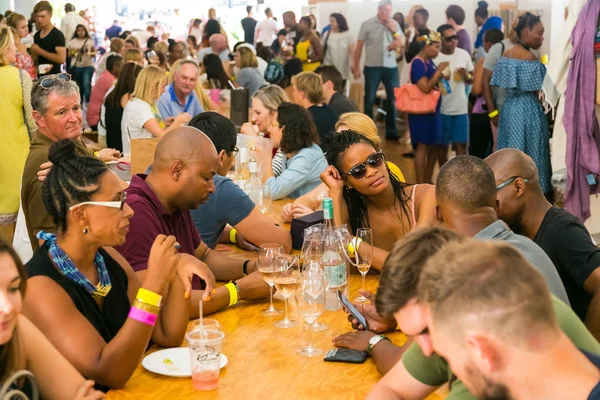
255, 8, 279, 46
434, 24, 473, 156
60, 3, 85, 42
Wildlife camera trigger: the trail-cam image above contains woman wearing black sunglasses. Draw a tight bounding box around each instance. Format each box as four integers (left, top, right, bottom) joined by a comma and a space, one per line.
320, 130, 437, 271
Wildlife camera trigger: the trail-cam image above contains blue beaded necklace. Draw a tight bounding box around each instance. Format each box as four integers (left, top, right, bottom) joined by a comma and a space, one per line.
37, 231, 112, 299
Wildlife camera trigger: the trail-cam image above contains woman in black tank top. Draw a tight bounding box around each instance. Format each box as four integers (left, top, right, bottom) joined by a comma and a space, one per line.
0, 240, 105, 399
22, 140, 211, 391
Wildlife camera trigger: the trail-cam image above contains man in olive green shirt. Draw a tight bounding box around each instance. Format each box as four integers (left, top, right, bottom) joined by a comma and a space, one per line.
22, 75, 119, 249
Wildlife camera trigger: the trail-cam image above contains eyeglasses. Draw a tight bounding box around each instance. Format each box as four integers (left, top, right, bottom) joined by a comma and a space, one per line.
344, 151, 385, 180
229, 147, 239, 157
69, 192, 127, 211
496, 176, 529, 191
444, 35, 458, 43
39, 73, 72, 90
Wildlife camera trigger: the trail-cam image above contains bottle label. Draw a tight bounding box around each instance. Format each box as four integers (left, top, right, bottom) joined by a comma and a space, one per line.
325, 263, 347, 288
323, 207, 332, 220
249, 162, 257, 173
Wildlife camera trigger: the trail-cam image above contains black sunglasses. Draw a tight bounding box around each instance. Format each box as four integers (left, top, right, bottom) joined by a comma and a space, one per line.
444, 35, 458, 42
39, 73, 72, 89
230, 147, 239, 157
344, 151, 385, 180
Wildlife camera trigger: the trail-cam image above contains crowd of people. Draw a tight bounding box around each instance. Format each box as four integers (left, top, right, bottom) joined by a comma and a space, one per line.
0, 0, 599, 399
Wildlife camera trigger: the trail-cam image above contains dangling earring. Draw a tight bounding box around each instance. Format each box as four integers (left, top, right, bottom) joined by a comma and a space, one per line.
83, 228, 89, 234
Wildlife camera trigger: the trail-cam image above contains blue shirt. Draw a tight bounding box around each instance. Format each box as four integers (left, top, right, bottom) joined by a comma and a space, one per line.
189, 175, 255, 249
105, 25, 122, 40
157, 84, 204, 120
265, 144, 328, 200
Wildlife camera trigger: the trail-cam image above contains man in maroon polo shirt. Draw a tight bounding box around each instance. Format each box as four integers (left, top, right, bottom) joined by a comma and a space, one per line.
116, 127, 269, 317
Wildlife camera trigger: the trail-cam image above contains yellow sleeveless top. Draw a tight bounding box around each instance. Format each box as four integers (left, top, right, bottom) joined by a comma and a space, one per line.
0, 66, 30, 223
296, 39, 321, 72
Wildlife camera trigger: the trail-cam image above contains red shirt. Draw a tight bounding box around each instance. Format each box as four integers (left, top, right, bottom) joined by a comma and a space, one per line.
86, 70, 115, 127
115, 174, 204, 289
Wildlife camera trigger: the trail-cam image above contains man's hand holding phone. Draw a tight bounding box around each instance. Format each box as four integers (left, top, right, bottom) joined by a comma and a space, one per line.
346, 290, 397, 333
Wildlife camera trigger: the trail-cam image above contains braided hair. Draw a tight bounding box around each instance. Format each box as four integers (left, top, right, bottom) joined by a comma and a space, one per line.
325, 130, 412, 233
42, 140, 108, 233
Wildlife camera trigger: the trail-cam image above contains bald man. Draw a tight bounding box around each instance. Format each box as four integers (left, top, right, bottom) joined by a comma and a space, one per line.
486, 149, 600, 339
116, 127, 269, 317
197, 33, 230, 63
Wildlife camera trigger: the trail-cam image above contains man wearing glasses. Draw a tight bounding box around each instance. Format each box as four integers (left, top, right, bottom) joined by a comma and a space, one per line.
21, 74, 120, 251
188, 112, 292, 252
434, 24, 473, 157
487, 149, 600, 341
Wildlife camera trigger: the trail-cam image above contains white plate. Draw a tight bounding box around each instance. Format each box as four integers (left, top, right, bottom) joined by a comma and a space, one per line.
142, 347, 228, 377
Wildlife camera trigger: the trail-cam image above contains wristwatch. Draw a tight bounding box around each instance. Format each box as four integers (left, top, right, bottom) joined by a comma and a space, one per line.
367, 335, 391, 355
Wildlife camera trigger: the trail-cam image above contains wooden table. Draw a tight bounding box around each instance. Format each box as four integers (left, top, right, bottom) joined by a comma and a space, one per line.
107, 201, 446, 399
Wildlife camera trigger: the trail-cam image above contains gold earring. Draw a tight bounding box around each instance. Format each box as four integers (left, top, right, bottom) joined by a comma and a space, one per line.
83, 228, 88, 234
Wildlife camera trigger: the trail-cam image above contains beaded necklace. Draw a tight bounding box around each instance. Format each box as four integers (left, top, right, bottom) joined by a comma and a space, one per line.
37, 231, 112, 299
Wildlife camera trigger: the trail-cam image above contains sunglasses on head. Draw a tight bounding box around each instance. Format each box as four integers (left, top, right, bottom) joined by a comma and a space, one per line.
444, 35, 458, 43
344, 151, 385, 180
39, 73, 72, 90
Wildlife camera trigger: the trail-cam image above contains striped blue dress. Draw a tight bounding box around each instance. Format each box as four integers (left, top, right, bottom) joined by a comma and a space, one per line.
491, 58, 552, 193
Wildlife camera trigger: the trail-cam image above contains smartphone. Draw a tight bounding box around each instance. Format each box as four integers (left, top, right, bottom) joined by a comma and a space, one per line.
324, 348, 368, 364
337, 291, 369, 331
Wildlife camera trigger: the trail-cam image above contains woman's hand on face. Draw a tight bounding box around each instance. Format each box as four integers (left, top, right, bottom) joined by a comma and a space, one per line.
145, 235, 181, 293
320, 165, 345, 192
240, 122, 258, 136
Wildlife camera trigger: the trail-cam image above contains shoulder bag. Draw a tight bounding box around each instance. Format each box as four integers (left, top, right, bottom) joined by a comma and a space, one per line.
394, 56, 441, 114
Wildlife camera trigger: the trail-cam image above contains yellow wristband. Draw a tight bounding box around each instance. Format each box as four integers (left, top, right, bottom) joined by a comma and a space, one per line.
225, 282, 238, 306
488, 110, 499, 119
94, 151, 99, 158
229, 228, 237, 244
133, 299, 161, 315
347, 237, 363, 259
136, 288, 163, 307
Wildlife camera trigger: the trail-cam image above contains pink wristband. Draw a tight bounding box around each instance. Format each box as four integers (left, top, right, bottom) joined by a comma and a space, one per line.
128, 306, 158, 326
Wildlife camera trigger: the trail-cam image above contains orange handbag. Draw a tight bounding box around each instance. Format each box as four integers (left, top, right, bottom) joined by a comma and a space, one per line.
395, 57, 441, 114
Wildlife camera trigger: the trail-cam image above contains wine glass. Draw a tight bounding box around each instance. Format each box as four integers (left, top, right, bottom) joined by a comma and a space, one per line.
300, 239, 329, 332
295, 269, 326, 357
257, 243, 284, 316
259, 185, 272, 213
273, 255, 301, 328
353, 228, 373, 303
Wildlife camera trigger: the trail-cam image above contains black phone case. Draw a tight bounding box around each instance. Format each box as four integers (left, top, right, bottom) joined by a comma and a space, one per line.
324, 348, 368, 364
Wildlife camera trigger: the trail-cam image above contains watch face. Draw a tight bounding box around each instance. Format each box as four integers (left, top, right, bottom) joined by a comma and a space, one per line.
369, 336, 381, 345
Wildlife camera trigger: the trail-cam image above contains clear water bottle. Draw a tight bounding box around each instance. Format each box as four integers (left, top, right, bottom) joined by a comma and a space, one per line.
321, 198, 348, 311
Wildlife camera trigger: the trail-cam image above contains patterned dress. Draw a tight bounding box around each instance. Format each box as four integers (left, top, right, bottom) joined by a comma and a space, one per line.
15, 51, 37, 80
491, 58, 552, 193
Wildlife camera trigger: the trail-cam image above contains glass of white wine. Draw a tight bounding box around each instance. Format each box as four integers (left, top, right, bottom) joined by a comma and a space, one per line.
273, 255, 301, 328
354, 228, 373, 303
295, 268, 326, 357
257, 243, 284, 316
